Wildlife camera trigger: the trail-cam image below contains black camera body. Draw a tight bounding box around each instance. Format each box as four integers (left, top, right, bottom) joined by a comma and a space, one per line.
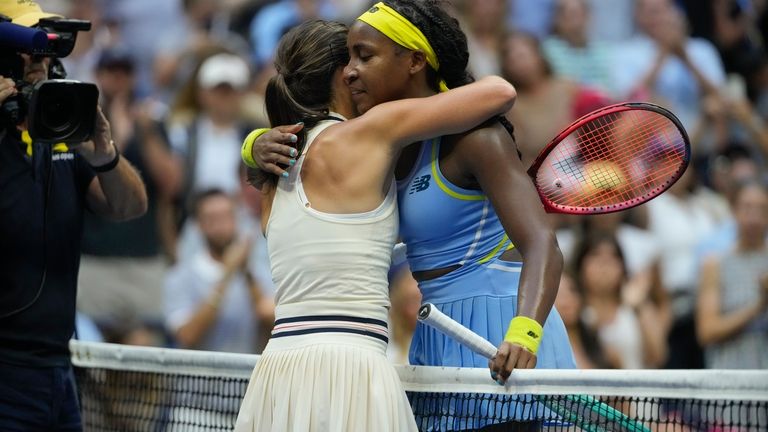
0, 16, 99, 144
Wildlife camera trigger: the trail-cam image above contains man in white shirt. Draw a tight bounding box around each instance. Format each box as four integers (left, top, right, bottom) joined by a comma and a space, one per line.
168, 53, 253, 198
164, 189, 274, 353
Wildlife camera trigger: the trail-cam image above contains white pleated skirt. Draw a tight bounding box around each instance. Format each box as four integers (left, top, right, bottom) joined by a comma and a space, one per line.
234, 332, 417, 432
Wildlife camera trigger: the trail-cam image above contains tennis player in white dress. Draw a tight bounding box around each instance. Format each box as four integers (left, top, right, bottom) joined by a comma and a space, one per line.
234, 19, 516, 432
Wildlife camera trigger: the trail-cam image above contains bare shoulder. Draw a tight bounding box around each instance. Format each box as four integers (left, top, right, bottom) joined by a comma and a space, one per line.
451, 119, 519, 166
303, 125, 340, 177
314, 117, 372, 149
306, 120, 389, 184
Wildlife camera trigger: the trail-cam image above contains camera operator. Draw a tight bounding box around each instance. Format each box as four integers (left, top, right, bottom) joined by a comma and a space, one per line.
0, 2, 148, 430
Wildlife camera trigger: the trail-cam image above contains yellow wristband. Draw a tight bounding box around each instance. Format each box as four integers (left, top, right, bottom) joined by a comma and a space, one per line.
241, 128, 271, 168
504, 316, 543, 355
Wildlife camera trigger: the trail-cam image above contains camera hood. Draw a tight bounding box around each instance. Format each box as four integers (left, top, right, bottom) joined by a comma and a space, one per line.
28, 79, 99, 144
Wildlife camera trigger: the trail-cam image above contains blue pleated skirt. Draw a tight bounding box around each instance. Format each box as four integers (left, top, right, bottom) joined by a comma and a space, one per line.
408, 258, 576, 430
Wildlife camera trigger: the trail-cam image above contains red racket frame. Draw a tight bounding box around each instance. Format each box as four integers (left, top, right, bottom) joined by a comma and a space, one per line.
526, 102, 691, 215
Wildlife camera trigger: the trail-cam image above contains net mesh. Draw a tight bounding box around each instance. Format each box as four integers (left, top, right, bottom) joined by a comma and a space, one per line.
71, 341, 768, 432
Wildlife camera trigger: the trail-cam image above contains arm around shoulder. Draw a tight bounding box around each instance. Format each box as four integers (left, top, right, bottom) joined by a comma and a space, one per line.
357, 76, 516, 149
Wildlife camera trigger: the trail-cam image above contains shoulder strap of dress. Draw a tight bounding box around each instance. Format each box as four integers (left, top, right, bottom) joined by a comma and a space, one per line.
322, 115, 345, 123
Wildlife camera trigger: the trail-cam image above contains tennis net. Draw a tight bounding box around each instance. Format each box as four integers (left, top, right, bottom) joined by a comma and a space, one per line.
70, 340, 768, 431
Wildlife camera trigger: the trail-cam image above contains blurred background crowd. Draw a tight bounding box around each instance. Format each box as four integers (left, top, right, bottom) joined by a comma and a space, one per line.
36, 0, 767, 371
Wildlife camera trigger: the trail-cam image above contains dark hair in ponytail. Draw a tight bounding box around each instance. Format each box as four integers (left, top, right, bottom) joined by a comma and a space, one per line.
265, 20, 349, 126
382, 0, 518, 155
249, 20, 349, 188
266, 20, 349, 127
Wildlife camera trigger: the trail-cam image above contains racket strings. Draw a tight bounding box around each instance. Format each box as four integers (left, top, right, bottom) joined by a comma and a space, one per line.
536, 109, 687, 213
586, 113, 679, 202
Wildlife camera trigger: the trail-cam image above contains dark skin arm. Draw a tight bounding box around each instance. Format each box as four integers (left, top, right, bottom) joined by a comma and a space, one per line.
247, 124, 304, 184
447, 122, 563, 382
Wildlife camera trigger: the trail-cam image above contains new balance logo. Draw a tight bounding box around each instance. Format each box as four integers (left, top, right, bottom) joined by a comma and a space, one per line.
409, 175, 431, 194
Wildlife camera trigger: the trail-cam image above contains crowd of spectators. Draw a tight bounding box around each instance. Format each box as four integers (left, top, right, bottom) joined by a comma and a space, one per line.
41, 0, 766, 370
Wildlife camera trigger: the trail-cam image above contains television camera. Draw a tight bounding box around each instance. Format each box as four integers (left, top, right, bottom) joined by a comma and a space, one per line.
0, 15, 99, 144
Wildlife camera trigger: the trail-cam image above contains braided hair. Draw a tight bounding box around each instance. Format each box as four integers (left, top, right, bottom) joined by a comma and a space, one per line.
382, 0, 518, 146
382, 0, 472, 90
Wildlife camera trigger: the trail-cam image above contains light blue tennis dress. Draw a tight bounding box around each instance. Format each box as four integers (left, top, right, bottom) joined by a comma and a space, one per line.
398, 138, 576, 430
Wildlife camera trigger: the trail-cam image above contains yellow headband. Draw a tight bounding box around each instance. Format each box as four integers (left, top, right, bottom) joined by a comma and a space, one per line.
357, 2, 449, 92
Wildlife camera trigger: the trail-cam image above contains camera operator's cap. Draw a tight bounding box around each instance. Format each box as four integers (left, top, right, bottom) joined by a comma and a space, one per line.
197, 53, 250, 90
0, 0, 62, 27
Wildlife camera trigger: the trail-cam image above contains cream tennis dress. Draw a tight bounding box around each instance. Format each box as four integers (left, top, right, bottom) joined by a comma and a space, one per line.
234, 118, 417, 432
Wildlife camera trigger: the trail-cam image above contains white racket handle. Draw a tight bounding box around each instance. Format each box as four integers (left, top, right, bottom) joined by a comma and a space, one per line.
417, 303, 498, 359
391, 242, 408, 266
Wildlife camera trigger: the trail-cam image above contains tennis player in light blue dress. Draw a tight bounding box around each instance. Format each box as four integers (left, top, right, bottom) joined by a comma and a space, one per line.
397, 136, 575, 430
350, 3, 577, 430
399, 137, 575, 372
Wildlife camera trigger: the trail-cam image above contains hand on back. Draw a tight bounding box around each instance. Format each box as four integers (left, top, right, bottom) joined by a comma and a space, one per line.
250, 124, 304, 178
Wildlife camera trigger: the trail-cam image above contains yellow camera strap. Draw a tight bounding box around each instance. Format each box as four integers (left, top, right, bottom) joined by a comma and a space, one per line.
21, 130, 68, 156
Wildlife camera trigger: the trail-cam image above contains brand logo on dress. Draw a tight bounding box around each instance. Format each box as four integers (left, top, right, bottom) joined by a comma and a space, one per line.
409, 175, 431, 194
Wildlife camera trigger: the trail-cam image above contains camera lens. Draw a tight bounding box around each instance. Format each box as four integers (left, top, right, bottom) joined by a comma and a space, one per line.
28, 80, 99, 144
38, 85, 81, 137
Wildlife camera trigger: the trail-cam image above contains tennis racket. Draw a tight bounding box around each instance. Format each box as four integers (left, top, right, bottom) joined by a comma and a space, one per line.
417, 303, 651, 432
527, 102, 690, 215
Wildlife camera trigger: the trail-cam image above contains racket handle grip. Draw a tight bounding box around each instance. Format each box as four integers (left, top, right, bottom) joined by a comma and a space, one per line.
417, 303, 498, 359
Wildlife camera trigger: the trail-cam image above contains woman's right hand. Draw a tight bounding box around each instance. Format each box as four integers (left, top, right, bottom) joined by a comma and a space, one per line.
0, 76, 18, 104
251, 123, 304, 177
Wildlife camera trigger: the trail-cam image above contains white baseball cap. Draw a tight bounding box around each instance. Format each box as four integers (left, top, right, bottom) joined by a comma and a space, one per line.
197, 53, 250, 90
